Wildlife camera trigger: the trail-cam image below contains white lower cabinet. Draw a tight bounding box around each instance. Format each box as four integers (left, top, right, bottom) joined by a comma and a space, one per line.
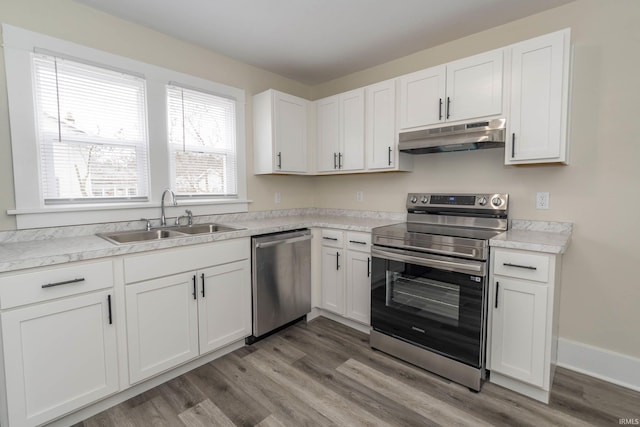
0, 260, 118, 427
320, 245, 344, 313
345, 250, 371, 324
489, 247, 561, 403
197, 261, 252, 354
490, 277, 548, 387
0, 239, 251, 426
124, 240, 251, 384
320, 229, 371, 325
125, 272, 200, 383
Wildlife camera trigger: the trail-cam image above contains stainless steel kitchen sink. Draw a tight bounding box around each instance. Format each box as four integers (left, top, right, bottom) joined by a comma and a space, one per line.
97, 223, 244, 245
98, 229, 187, 244
172, 223, 241, 234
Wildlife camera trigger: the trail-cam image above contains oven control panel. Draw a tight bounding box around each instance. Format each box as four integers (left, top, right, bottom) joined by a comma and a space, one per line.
407, 193, 509, 212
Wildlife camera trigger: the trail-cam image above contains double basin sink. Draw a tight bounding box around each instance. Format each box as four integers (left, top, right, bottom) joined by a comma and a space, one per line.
98, 223, 243, 245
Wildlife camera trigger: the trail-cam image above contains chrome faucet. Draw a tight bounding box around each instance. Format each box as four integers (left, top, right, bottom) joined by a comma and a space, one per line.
160, 189, 177, 226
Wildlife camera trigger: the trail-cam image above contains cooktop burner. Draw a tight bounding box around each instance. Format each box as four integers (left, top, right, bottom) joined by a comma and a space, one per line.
371, 192, 509, 261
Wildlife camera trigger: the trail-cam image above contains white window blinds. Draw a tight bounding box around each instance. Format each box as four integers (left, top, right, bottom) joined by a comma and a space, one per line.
167, 84, 237, 197
33, 53, 149, 204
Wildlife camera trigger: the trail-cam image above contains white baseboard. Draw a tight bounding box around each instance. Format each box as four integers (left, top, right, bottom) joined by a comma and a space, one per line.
557, 338, 640, 392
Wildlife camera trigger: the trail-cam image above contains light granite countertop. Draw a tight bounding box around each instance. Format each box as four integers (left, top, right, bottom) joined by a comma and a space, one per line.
0, 209, 405, 273
489, 219, 572, 254
0, 209, 572, 273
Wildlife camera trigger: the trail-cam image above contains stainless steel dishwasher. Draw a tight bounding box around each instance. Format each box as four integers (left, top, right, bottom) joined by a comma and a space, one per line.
247, 229, 312, 343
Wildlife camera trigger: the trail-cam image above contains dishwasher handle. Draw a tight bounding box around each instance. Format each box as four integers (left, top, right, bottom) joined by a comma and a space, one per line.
255, 233, 312, 249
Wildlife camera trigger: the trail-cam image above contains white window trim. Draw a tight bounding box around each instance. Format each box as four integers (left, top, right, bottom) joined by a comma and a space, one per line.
2, 24, 248, 229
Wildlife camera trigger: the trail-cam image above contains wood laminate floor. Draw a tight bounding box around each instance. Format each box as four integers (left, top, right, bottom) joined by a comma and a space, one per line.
78, 318, 640, 426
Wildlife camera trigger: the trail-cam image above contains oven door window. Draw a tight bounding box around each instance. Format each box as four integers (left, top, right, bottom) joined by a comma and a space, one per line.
371, 256, 485, 367
387, 272, 461, 326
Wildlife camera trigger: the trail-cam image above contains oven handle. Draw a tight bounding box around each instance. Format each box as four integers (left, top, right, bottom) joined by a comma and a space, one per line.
371, 246, 483, 274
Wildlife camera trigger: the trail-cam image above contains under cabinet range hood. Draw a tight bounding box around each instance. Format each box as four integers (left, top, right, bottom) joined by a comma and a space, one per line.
398, 118, 506, 154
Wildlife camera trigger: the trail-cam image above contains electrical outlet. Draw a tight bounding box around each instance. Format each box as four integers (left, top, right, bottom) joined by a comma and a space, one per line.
274, 192, 281, 204
356, 191, 364, 202
536, 192, 550, 209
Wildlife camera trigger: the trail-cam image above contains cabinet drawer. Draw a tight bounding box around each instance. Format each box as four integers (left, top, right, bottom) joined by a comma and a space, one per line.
345, 232, 371, 251
493, 249, 550, 283
320, 229, 343, 248
0, 260, 114, 309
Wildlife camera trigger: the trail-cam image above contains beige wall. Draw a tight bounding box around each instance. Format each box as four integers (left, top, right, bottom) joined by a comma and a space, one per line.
312, 0, 640, 359
0, 0, 638, 360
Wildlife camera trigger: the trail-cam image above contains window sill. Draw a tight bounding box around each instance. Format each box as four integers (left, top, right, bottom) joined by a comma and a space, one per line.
8, 199, 251, 229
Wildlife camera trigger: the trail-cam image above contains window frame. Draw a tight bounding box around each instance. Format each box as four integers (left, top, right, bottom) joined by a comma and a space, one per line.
2, 24, 248, 229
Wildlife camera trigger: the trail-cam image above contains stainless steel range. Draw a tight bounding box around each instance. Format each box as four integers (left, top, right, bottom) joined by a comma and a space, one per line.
370, 193, 508, 391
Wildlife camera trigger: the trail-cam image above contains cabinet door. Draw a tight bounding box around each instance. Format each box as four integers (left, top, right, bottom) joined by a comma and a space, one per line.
340, 88, 365, 171
490, 277, 548, 387
198, 260, 251, 354
366, 80, 396, 170
126, 272, 199, 384
1, 291, 118, 427
274, 91, 308, 173
321, 247, 345, 315
316, 95, 340, 172
345, 250, 371, 325
507, 30, 568, 163
398, 65, 446, 130
446, 49, 503, 122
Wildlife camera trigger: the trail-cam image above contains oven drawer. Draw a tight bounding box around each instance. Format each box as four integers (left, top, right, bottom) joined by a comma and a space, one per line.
493, 249, 550, 283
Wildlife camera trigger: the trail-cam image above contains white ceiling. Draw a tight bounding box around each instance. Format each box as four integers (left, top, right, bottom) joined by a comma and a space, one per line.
76, 0, 574, 85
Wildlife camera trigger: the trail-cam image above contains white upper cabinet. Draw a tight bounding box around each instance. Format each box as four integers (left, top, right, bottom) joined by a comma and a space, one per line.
316, 95, 340, 172
398, 49, 504, 131
506, 29, 570, 164
366, 79, 398, 170
254, 89, 309, 174
398, 65, 446, 130
316, 88, 365, 172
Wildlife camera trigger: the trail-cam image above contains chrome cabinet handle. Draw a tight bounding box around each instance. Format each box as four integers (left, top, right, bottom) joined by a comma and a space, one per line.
511, 133, 516, 158
446, 97, 451, 119
438, 98, 443, 120
336, 251, 340, 270
338, 153, 343, 169
333, 153, 338, 169
388, 146, 392, 166
503, 262, 537, 270
42, 277, 85, 289
277, 152, 282, 169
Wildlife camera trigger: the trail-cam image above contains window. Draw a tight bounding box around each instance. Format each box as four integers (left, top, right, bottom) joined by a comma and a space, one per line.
3, 24, 247, 228
166, 84, 237, 198
33, 53, 149, 204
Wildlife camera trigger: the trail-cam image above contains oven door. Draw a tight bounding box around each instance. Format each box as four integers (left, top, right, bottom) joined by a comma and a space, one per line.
371, 246, 487, 368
